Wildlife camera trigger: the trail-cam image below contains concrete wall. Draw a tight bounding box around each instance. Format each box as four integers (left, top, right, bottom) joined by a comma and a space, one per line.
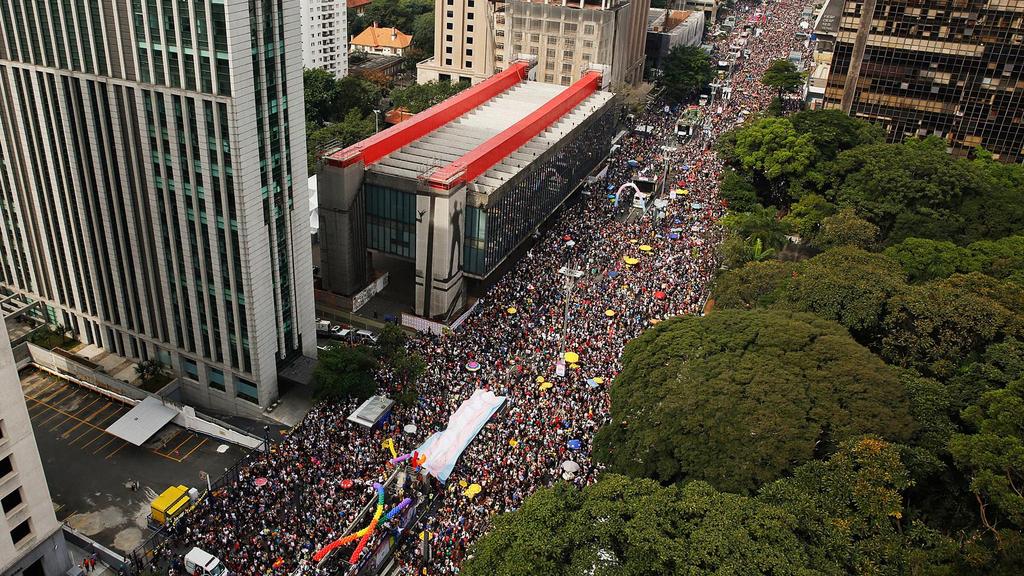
0, 324, 71, 576
22, 343, 263, 451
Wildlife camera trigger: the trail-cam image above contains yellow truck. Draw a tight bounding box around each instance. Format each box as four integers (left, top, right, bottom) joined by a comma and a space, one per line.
149, 485, 191, 527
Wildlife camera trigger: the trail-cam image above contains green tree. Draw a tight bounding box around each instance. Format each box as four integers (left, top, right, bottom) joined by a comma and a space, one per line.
659, 45, 715, 103
950, 378, 1024, 535
761, 59, 804, 98
719, 169, 762, 212
783, 246, 905, 340
373, 324, 426, 386
713, 259, 797, 310
790, 109, 886, 160
389, 80, 469, 113
883, 238, 969, 283
760, 437, 926, 575
314, 345, 379, 400
964, 236, 1024, 284
304, 68, 341, 126
781, 193, 836, 242
462, 475, 812, 576
594, 310, 916, 494
813, 207, 879, 250
730, 117, 818, 206
721, 204, 789, 251
880, 273, 1024, 378
306, 109, 375, 172
412, 11, 435, 54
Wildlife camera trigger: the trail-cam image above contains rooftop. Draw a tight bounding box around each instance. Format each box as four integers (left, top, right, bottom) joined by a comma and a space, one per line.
351, 24, 413, 50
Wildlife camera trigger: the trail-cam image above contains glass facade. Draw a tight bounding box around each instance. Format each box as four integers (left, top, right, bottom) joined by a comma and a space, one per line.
464, 105, 618, 276
824, 0, 1024, 161
365, 183, 416, 259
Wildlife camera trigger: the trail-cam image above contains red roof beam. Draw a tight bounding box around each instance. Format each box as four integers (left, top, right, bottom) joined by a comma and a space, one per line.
326, 61, 531, 168
427, 71, 602, 191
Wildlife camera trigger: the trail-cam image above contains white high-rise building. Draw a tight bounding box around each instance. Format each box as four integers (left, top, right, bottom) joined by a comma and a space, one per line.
302, 0, 350, 78
1, 321, 71, 576
0, 1, 316, 416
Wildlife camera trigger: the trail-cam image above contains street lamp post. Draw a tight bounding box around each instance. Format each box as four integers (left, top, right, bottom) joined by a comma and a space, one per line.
557, 266, 584, 338
373, 109, 381, 133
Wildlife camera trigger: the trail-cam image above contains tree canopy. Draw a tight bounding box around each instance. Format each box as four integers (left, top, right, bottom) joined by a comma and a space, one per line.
594, 309, 916, 494
314, 344, 379, 400
462, 475, 812, 576
659, 45, 715, 103
389, 80, 470, 114
761, 59, 804, 96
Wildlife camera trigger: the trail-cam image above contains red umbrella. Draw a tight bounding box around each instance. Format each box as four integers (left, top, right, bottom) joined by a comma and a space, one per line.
563, 235, 572, 242
654, 291, 667, 300
340, 479, 354, 489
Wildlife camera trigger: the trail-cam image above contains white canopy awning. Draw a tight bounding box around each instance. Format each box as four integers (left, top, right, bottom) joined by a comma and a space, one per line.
105, 396, 177, 446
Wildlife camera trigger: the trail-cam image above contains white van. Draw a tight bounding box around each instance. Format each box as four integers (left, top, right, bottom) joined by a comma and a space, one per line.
185, 548, 228, 576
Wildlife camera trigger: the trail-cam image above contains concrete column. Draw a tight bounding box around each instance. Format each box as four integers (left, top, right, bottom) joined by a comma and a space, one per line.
415, 187, 468, 319
841, 0, 878, 113
318, 162, 368, 296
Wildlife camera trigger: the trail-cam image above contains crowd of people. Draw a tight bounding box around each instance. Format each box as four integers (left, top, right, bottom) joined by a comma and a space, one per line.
153, 1, 809, 574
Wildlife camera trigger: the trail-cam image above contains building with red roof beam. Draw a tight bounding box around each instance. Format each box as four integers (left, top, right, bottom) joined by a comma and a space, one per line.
318, 58, 618, 318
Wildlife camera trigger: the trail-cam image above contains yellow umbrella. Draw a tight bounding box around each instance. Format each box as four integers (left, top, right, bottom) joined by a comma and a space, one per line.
629, 239, 639, 244
459, 480, 468, 488
540, 381, 554, 391
593, 377, 605, 385
506, 306, 517, 314
564, 351, 580, 364
570, 363, 580, 370
464, 483, 482, 498
509, 439, 519, 447
536, 375, 545, 383
605, 309, 617, 317
623, 256, 639, 265
639, 244, 653, 252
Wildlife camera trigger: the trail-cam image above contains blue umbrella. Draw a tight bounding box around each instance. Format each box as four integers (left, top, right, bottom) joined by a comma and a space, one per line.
673, 219, 682, 225
627, 159, 639, 167
608, 270, 619, 278
669, 233, 680, 240
691, 202, 704, 210
607, 194, 616, 199
586, 379, 599, 389
607, 184, 615, 191
567, 439, 582, 450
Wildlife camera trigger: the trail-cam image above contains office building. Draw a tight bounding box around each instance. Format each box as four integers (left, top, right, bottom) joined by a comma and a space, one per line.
1, 321, 71, 576
302, 0, 350, 79
817, 0, 1024, 161
0, 1, 316, 415
646, 9, 706, 72
417, 0, 651, 88
320, 59, 618, 318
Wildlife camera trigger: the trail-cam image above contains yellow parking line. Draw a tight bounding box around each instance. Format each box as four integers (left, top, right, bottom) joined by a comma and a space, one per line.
66, 403, 117, 443
167, 433, 196, 456
23, 376, 58, 396
105, 440, 130, 460
50, 397, 102, 431
178, 437, 209, 462
92, 435, 118, 455
39, 391, 93, 426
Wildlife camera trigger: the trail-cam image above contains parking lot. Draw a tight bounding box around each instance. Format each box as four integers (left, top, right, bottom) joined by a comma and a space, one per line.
21, 368, 244, 554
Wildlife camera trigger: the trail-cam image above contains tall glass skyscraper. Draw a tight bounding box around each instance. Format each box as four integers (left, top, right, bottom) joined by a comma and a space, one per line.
819, 0, 1024, 161
0, 1, 315, 414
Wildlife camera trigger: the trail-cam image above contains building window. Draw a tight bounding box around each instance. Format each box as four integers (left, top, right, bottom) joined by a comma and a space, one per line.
0, 418, 5, 442
2, 487, 24, 515
467, 37, 473, 44
446, 10, 453, 17
547, 48, 555, 58
562, 63, 572, 73
466, 49, 473, 56
445, 58, 453, 65
447, 22, 453, 30
10, 519, 31, 545
209, 368, 226, 391
584, 25, 594, 35
182, 358, 199, 380
467, 12, 473, 19
236, 378, 259, 404
465, 60, 473, 67
446, 47, 453, 54
0, 455, 13, 479
446, 35, 453, 42
544, 73, 554, 82
561, 75, 571, 84
468, 0, 475, 5
467, 25, 474, 32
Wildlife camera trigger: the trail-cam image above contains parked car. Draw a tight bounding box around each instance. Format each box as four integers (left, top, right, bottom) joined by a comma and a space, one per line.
356, 329, 378, 344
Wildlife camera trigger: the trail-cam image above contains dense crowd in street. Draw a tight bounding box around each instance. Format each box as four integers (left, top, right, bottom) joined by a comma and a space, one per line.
154, 1, 808, 574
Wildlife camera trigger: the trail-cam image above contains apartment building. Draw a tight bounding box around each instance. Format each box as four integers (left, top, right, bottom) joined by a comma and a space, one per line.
817, 0, 1024, 161
1, 321, 70, 576
418, 0, 651, 87
0, 1, 316, 416
302, 0, 350, 78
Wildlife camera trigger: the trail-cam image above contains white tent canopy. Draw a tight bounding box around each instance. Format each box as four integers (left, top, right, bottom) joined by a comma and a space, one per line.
105, 396, 177, 446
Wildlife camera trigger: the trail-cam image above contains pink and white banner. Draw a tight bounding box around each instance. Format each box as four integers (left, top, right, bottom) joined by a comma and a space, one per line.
415, 389, 506, 482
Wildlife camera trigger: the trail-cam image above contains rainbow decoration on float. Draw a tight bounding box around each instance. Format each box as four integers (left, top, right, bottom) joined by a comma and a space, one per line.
311, 482, 413, 564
